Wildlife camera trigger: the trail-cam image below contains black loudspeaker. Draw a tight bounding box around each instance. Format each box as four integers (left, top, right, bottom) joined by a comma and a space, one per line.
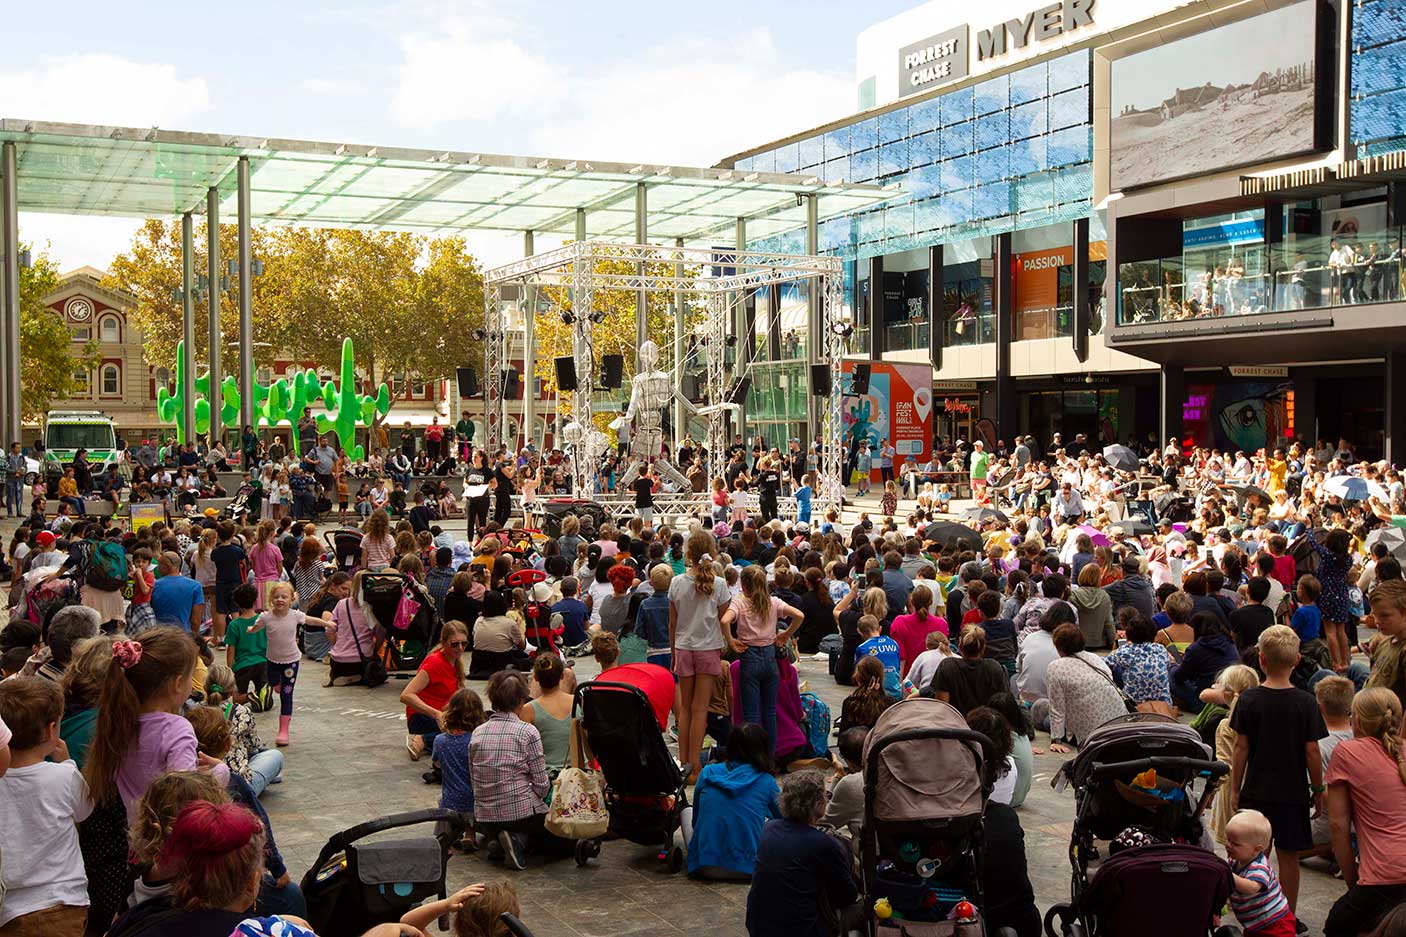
455, 367, 479, 398
810, 364, 831, 396
601, 354, 625, 389
502, 368, 520, 398
851, 363, 871, 395
729, 375, 752, 405
554, 356, 577, 391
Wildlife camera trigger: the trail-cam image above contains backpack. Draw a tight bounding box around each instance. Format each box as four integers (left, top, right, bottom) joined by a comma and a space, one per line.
84, 540, 129, 592
798, 691, 832, 759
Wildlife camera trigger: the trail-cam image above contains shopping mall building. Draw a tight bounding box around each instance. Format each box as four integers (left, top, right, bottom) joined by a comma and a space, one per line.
721, 0, 1406, 462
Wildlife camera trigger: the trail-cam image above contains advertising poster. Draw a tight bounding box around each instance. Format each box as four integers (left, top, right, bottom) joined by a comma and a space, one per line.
130, 502, 166, 534
1182, 381, 1292, 453
841, 361, 934, 479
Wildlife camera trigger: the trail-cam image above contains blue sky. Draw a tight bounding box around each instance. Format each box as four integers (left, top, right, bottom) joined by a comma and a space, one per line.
3, 0, 915, 268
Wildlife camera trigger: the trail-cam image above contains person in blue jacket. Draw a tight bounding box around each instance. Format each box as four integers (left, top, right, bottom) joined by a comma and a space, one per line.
686, 724, 779, 879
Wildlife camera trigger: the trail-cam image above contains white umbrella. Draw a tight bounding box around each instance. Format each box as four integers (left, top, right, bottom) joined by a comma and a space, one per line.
1323, 475, 1389, 502
1366, 526, 1406, 563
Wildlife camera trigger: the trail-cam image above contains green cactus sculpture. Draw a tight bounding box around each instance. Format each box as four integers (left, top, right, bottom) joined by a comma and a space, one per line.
314, 338, 391, 460
157, 337, 390, 457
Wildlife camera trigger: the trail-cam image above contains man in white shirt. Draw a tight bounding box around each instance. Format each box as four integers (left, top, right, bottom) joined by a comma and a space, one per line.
1051, 483, 1084, 525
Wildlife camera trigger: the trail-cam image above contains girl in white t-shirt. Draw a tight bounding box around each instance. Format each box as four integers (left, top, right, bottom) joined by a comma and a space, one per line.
248, 581, 307, 746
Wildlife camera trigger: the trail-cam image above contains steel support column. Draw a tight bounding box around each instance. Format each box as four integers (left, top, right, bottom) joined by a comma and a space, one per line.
866, 255, 884, 360
993, 233, 1016, 440
735, 218, 747, 445
1159, 364, 1185, 450
635, 183, 647, 354
673, 237, 685, 453
520, 227, 534, 447
804, 194, 819, 442
181, 213, 197, 442
236, 156, 254, 434
206, 187, 223, 447
575, 208, 586, 243
1072, 217, 1090, 362
928, 244, 943, 372
0, 142, 19, 444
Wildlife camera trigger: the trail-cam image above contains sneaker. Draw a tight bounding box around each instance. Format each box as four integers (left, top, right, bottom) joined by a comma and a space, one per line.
498, 830, 526, 871
422, 768, 442, 784
406, 734, 424, 762
1294, 919, 1308, 935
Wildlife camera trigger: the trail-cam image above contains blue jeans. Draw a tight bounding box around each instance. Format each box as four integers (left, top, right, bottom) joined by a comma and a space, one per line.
248, 748, 284, 797
407, 712, 440, 756
1310, 663, 1369, 692
738, 645, 779, 753
5, 478, 21, 516
1169, 668, 1206, 714
258, 876, 307, 917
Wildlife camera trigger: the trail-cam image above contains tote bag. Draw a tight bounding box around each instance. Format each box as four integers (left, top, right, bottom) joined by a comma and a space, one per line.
544, 719, 610, 840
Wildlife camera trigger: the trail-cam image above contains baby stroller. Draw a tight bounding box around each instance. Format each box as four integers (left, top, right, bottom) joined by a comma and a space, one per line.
325, 528, 365, 573
570, 673, 690, 872
861, 697, 1010, 937
507, 569, 562, 658
1044, 713, 1231, 937
359, 570, 440, 673
220, 483, 258, 521
540, 498, 608, 538
301, 808, 465, 937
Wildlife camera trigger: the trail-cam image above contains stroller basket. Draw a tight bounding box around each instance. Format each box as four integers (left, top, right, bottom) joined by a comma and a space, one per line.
301, 808, 465, 937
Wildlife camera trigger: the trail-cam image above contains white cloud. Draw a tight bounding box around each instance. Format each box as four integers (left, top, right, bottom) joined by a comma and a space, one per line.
0, 53, 210, 128
539, 29, 853, 167
18, 213, 144, 275
300, 76, 367, 96
390, 3, 566, 128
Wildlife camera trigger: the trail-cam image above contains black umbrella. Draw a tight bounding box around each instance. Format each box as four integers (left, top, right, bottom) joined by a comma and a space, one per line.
1102, 444, 1141, 474
923, 520, 984, 550
962, 506, 1009, 524
1226, 482, 1271, 504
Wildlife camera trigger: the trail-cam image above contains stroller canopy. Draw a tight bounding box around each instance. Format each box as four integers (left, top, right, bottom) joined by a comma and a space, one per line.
1068, 713, 1212, 788
863, 697, 986, 822
592, 663, 674, 731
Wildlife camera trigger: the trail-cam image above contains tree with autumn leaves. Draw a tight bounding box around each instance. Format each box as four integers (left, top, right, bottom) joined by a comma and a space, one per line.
104, 221, 484, 423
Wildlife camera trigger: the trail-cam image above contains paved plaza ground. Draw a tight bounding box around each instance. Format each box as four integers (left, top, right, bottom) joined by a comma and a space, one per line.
0, 496, 1348, 936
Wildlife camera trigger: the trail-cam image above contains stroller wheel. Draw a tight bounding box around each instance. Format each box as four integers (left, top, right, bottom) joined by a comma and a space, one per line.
1043, 904, 1078, 937
666, 845, 684, 874
574, 839, 593, 867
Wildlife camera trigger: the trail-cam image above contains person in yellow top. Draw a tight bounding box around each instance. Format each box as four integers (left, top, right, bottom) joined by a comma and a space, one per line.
1264, 449, 1288, 495
55, 465, 86, 515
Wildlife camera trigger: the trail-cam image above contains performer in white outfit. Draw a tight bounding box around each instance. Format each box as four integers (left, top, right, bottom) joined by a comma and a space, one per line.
618, 340, 698, 490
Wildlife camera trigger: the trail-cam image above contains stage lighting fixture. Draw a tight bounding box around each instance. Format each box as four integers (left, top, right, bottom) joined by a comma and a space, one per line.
589, 309, 607, 324
560, 310, 575, 325
724, 335, 737, 347
471, 328, 487, 341
830, 321, 854, 338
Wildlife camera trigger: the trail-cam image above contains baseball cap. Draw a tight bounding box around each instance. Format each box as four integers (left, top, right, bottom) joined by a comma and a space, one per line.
35, 530, 56, 547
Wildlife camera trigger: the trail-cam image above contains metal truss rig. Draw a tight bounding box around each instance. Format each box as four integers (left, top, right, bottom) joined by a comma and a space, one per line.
483, 240, 847, 505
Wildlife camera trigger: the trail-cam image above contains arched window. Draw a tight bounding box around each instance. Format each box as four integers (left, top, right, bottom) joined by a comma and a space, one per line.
101, 364, 121, 396
98, 316, 120, 342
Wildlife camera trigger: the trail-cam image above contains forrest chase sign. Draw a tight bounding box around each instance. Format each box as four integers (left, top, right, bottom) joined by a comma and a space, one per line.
897, 0, 1096, 99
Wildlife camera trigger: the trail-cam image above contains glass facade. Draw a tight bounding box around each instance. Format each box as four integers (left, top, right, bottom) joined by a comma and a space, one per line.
1352, 0, 1406, 157
735, 52, 1094, 263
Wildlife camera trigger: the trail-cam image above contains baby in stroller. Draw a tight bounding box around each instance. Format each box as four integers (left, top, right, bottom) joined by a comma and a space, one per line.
1044, 713, 1235, 937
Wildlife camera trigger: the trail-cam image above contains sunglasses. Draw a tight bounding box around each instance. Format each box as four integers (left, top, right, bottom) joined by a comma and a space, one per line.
447, 640, 468, 649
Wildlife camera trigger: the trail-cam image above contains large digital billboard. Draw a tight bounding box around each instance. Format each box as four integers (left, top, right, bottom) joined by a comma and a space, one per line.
1109, 1, 1328, 191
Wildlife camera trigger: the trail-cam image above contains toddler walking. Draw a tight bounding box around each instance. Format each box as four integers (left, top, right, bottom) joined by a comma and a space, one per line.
249, 581, 307, 746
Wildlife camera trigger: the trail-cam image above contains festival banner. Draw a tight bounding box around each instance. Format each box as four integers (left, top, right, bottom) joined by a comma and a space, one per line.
841, 361, 934, 479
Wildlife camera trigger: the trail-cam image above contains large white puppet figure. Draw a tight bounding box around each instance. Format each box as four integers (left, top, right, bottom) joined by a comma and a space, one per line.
617, 339, 697, 490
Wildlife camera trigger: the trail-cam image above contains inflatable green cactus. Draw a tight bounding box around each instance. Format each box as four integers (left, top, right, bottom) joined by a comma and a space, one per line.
314, 338, 391, 461
158, 337, 389, 456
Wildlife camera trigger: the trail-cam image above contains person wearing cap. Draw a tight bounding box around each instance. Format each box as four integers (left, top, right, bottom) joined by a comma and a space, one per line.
969, 440, 990, 504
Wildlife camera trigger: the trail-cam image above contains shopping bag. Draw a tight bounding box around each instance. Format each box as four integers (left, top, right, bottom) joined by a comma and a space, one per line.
544, 719, 610, 839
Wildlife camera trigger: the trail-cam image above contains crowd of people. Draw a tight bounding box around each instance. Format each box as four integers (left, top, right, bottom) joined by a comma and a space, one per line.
4, 414, 1406, 937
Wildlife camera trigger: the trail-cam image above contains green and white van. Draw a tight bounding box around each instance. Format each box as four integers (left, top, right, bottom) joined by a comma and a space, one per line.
44, 410, 119, 476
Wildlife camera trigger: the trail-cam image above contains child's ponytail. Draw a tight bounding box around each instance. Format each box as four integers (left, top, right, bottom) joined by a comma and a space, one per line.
85, 627, 198, 805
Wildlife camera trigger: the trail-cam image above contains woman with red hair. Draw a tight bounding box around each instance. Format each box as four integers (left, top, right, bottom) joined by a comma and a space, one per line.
108, 800, 266, 936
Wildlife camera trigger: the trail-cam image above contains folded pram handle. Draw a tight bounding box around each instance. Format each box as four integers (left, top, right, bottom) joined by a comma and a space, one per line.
500, 913, 535, 937
312, 808, 466, 867
1090, 756, 1228, 780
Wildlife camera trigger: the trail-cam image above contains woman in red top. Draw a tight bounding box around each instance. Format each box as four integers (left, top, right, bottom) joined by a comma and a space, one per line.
400, 619, 468, 761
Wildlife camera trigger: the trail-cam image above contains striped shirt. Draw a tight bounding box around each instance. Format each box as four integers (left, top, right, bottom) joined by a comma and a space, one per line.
1229, 853, 1291, 931
469, 712, 549, 824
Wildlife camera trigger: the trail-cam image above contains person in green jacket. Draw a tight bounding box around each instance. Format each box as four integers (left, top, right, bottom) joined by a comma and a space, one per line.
970, 439, 991, 503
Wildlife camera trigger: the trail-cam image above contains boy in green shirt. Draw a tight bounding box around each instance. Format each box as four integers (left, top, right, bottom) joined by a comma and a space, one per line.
224, 583, 272, 712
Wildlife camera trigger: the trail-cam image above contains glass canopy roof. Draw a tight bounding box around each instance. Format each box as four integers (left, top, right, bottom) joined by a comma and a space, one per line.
0, 119, 895, 244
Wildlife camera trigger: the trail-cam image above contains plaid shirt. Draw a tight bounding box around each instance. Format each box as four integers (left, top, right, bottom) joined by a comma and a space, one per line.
469, 712, 549, 823
426, 567, 455, 618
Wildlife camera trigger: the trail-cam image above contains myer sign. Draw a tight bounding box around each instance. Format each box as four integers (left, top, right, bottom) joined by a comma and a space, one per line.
896, 0, 1096, 99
